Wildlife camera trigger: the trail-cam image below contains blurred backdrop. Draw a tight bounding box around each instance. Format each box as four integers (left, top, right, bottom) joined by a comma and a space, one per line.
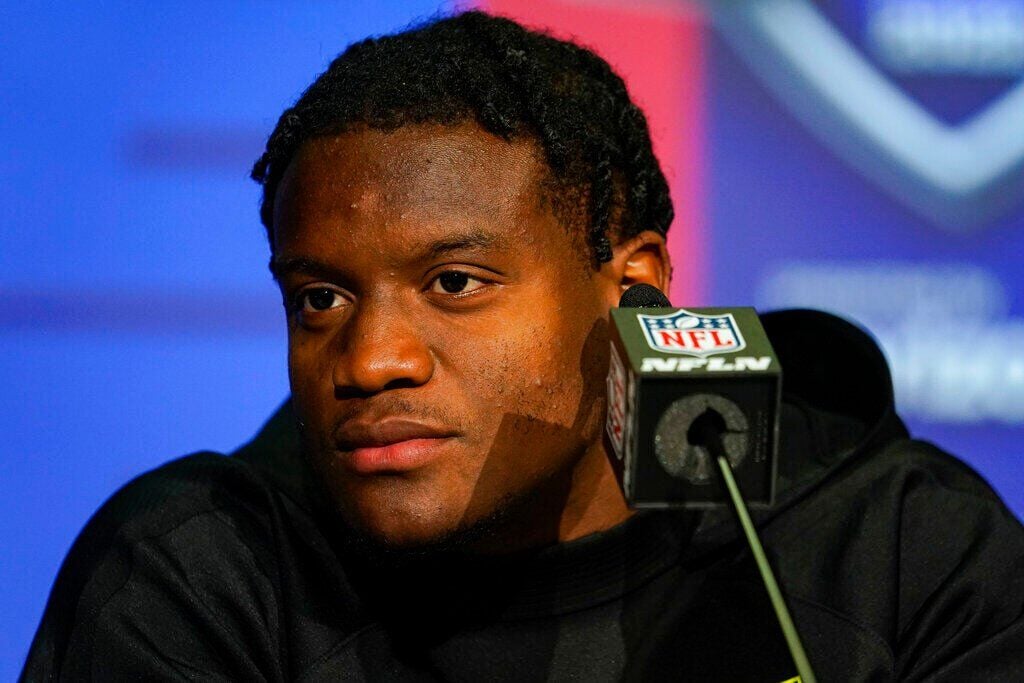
3, 0, 1023, 675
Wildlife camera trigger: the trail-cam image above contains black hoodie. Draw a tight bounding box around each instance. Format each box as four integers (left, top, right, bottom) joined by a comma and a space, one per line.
22, 311, 1024, 681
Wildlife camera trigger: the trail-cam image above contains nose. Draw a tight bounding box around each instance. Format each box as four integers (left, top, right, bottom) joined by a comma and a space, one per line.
332, 296, 434, 395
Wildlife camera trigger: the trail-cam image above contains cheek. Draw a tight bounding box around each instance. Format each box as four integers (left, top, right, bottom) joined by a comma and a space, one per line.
286, 331, 336, 423
439, 307, 608, 449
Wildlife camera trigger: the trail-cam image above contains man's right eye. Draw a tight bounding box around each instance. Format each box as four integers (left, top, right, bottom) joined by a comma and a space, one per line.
297, 287, 343, 313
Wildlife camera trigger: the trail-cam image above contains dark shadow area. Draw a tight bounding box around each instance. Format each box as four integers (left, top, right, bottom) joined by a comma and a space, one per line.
338, 316, 616, 676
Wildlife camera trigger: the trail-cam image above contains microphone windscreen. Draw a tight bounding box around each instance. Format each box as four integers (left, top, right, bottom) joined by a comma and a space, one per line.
619, 284, 671, 308
606, 295, 781, 508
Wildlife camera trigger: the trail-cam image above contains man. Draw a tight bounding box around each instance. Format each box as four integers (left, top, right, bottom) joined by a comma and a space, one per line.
23, 11, 1024, 681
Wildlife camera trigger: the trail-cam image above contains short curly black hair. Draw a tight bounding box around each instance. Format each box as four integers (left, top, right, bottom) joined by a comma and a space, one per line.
251, 10, 673, 265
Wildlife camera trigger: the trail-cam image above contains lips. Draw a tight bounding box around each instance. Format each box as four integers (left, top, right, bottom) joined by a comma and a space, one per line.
335, 419, 458, 474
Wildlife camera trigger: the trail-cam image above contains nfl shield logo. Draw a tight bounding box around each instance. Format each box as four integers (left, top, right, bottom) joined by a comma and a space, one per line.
637, 309, 746, 357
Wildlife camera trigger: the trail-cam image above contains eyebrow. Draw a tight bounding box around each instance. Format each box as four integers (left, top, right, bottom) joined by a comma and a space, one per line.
419, 230, 499, 260
268, 255, 343, 282
269, 230, 503, 281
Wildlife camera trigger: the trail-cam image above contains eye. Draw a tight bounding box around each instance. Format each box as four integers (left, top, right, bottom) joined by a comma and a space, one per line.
296, 286, 344, 313
429, 271, 487, 295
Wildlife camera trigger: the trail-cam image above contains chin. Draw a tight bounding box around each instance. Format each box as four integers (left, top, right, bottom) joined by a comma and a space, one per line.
339, 486, 521, 557
340, 487, 467, 546
353, 513, 457, 550
342, 516, 487, 564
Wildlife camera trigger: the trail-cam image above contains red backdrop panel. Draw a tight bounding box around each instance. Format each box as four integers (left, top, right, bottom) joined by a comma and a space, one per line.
478, 0, 707, 304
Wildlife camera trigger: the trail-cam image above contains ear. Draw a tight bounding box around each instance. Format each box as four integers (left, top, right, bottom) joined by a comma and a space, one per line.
599, 231, 671, 306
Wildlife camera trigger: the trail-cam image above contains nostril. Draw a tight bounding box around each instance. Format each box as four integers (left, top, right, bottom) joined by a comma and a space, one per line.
334, 385, 378, 401
333, 376, 424, 400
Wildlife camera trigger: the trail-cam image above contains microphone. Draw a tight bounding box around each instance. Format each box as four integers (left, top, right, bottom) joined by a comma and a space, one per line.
607, 285, 816, 682
618, 282, 671, 308
605, 285, 781, 507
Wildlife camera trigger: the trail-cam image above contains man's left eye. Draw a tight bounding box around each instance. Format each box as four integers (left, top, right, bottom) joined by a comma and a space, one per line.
429, 271, 487, 295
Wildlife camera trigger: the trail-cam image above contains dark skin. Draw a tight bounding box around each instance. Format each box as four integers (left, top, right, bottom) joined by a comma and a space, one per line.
271, 122, 670, 553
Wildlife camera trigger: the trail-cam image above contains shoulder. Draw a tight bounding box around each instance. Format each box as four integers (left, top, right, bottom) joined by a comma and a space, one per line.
64, 451, 284, 572
767, 430, 1024, 570
808, 435, 1016, 514
768, 438, 1024, 677
23, 452, 290, 679
754, 309, 1024, 675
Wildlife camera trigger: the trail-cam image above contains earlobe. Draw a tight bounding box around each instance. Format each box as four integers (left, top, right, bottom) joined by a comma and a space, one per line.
611, 231, 671, 297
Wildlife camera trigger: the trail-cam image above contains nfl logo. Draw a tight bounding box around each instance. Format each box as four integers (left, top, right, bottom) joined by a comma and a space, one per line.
637, 309, 746, 357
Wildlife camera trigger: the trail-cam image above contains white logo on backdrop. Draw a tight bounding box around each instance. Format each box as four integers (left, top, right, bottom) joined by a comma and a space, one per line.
713, 0, 1024, 230
759, 262, 1024, 424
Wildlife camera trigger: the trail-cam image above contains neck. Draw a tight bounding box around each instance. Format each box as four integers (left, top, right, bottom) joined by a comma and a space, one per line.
465, 441, 634, 555
557, 441, 635, 541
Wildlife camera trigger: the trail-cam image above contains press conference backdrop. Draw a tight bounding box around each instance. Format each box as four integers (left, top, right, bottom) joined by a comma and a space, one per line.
3, 0, 1022, 675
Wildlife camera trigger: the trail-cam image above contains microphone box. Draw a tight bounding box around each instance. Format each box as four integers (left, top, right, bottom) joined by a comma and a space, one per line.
605, 306, 781, 508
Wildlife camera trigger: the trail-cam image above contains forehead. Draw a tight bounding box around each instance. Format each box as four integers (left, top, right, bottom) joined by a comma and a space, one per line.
271, 123, 558, 253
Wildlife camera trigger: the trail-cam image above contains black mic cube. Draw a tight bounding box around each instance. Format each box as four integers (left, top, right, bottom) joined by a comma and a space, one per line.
606, 306, 781, 508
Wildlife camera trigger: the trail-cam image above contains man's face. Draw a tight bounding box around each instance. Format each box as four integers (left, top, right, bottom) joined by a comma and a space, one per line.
272, 123, 631, 550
